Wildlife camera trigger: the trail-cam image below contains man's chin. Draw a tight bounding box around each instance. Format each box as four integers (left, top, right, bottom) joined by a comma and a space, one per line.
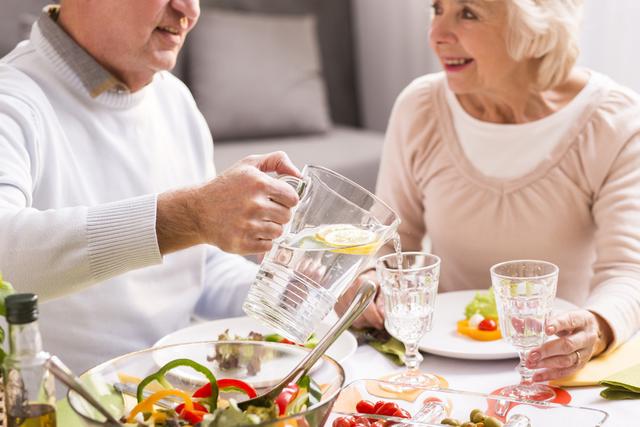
150, 51, 180, 72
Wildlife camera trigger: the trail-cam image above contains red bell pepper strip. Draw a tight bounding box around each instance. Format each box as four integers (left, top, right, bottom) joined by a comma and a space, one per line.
180, 408, 207, 424
192, 378, 257, 398
175, 401, 208, 414
275, 383, 300, 415
136, 358, 219, 411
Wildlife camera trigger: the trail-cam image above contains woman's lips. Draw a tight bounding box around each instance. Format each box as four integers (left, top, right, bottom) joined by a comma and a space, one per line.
442, 58, 474, 72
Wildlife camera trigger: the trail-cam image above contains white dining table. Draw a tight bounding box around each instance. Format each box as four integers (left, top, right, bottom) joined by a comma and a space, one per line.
341, 343, 639, 426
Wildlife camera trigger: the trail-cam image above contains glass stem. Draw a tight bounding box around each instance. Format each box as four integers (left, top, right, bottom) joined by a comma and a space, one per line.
404, 343, 423, 374
517, 349, 535, 387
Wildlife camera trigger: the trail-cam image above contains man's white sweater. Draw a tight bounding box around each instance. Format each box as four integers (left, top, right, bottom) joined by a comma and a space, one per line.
0, 20, 257, 372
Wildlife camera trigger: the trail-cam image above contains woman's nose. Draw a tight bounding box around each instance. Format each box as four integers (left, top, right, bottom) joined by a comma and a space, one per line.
429, 16, 457, 45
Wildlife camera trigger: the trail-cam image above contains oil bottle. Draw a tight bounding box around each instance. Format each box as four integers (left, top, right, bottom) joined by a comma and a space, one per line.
3, 294, 55, 427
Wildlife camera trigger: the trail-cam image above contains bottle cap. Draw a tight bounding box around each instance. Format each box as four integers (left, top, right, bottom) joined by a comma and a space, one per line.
5, 293, 38, 324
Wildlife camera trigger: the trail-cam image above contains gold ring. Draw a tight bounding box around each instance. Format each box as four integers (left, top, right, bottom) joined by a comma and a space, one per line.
574, 349, 582, 366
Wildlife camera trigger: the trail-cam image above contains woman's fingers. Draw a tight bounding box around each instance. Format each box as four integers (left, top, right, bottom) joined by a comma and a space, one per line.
525, 309, 601, 381
545, 310, 586, 335
528, 329, 590, 366
533, 363, 585, 382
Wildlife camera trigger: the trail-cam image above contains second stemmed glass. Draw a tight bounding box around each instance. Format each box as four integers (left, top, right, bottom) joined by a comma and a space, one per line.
377, 251, 441, 388
490, 259, 559, 401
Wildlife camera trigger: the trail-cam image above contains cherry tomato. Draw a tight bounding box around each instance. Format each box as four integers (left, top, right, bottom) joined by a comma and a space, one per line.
352, 415, 371, 426
356, 400, 376, 414
370, 422, 386, 427
457, 319, 502, 341
373, 401, 386, 413
376, 402, 400, 416
333, 416, 355, 427
478, 318, 498, 331
392, 408, 411, 418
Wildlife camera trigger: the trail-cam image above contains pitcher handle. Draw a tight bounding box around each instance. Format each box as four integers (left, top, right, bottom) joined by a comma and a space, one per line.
278, 175, 307, 199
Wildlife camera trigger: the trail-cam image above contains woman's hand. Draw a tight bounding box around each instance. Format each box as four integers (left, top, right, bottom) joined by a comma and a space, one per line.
525, 310, 612, 381
335, 270, 385, 329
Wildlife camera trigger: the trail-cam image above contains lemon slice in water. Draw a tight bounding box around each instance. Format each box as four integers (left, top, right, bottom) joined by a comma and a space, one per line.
316, 224, 380, 255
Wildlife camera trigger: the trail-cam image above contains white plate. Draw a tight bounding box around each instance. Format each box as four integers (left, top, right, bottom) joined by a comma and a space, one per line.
419, 290, 578, 360
154, 315, 358, 364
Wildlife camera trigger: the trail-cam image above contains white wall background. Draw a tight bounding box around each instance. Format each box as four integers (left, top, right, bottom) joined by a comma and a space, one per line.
353, 0, 640, 131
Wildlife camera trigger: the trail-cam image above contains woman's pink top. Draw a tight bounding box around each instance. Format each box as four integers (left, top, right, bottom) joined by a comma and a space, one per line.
377, 72, 640, 350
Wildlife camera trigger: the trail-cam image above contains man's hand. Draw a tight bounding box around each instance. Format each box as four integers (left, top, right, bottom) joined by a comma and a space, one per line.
525, 309, 613, 381
335, 270, 385, 329
157, 151, 301, 255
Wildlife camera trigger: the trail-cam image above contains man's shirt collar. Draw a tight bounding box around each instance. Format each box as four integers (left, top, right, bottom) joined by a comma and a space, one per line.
38, 5, 130, 98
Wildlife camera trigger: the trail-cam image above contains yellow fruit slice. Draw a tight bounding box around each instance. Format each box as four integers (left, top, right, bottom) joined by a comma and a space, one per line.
332, 240, 381, 255
315, 224, 358, 243
315, 225, 381, 255
323, 228, 376, 247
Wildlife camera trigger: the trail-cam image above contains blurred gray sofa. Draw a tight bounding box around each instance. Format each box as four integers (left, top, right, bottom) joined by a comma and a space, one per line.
1, 0, 384, 191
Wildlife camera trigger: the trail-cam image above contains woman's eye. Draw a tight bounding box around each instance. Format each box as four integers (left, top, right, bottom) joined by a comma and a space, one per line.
431, 2, 443, 16
461, 7, 478, 19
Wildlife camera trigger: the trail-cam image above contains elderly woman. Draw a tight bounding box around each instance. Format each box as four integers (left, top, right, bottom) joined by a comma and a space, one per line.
340, 0, 640, 381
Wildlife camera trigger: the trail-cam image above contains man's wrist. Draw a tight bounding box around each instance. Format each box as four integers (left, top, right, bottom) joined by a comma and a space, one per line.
156, 188, 203, 254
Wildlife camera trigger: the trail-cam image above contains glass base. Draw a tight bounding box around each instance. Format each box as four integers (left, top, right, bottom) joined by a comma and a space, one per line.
498, 383, 557, 402
379, 370, 441, 392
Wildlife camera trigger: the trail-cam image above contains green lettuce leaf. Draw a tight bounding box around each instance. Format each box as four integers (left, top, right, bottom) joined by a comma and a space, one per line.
464, 289, 498, 319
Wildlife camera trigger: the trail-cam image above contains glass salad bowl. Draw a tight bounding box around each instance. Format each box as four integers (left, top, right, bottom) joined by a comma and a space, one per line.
330, 379, 609, 427
68, 340, 345, 426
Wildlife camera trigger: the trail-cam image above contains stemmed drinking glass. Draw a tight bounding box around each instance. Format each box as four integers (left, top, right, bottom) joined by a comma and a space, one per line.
377, 251, 441, 388
490, 259, 559, 401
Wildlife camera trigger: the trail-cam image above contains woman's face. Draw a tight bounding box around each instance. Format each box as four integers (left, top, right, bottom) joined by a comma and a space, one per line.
429, 0, 532, 95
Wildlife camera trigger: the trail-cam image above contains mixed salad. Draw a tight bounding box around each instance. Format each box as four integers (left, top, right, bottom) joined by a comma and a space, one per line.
121, 358, 322, 426
208, 330, 318, 376
456, 289, 502, 341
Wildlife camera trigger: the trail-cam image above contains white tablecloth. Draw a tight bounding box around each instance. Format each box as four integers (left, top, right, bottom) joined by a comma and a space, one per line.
342, 344, 639, 426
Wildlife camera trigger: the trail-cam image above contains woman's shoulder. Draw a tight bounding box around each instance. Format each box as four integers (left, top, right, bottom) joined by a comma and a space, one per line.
581, 71, 640, 146
395, 72, 447, 107
388, 72, 448, 129
588, 71, 640, 118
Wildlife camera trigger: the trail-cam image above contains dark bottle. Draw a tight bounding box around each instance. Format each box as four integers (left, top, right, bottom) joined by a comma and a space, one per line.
3, 294, 55, 427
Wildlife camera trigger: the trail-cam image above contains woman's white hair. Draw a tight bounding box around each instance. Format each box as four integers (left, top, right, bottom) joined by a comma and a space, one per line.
503, 0, 584, 90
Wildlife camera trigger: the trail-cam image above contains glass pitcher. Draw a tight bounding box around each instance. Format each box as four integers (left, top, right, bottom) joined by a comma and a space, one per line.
243, 165, 400, 342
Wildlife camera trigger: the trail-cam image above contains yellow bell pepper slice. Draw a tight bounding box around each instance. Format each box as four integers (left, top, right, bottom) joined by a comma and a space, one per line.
456, 319, 502, 341
126, 388, 193, 423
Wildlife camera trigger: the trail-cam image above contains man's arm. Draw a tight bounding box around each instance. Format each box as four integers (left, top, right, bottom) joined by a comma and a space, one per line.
156, 151, 301, 255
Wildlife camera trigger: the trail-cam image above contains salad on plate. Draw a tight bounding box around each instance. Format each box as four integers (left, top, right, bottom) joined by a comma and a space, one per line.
456, 289, 502, 342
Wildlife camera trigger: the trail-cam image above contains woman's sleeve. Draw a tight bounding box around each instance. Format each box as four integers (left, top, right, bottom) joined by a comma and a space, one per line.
586, 129, 640, 351
375, 85, 428, 252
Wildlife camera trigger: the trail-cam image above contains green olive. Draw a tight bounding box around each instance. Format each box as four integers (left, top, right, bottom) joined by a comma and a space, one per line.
482, 416, 504, 427
440, 418, 461, 426
470, 409, 486, 423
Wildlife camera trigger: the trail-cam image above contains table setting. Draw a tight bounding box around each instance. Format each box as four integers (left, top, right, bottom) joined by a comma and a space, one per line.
56, 166, 639, 426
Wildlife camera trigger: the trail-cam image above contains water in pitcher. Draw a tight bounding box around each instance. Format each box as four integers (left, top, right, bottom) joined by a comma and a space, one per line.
245, 223, 386, 342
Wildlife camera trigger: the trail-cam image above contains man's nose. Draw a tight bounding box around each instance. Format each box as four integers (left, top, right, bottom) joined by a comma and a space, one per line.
171, 0, 200, 21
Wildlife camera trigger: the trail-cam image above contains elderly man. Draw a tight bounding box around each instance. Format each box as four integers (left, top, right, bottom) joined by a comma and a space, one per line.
0, 0, 300, 372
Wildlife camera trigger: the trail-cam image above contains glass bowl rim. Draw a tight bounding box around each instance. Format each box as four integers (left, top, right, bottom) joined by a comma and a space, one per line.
68, 339, 346, 426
